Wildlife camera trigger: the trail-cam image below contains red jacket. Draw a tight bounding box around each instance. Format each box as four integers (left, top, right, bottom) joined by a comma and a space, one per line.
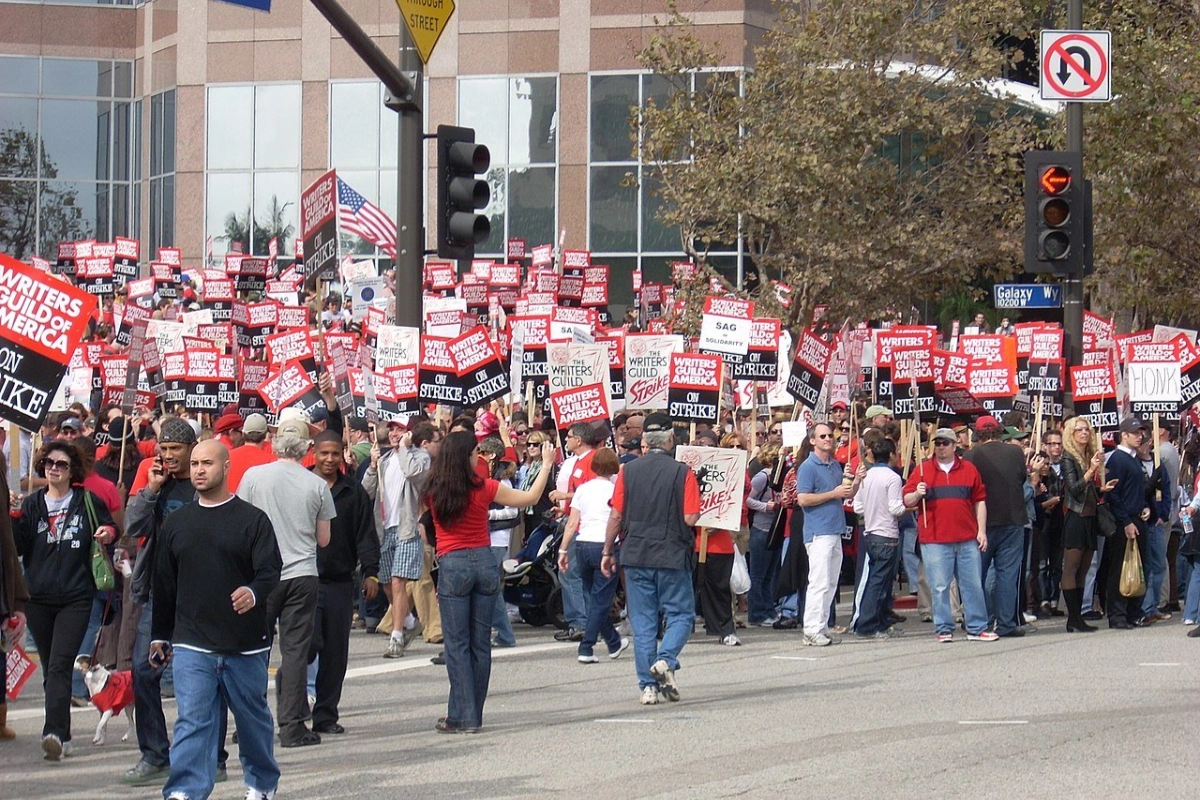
903, 457, 986, 545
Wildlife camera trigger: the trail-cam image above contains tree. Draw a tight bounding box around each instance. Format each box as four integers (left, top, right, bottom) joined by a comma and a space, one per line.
1086, 1, 1200, 329
222, 195, 296, 257
0, 126, 90, 261
636, 1, 1052, 333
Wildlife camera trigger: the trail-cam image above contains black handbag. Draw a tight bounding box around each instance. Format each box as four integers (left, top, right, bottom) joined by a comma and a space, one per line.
765, 505, 788, 552
1096, 502, 1117, 537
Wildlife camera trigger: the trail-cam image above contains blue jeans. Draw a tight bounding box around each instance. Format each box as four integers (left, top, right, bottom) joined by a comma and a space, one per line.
900, 515, 921, 591
776, 536, 800, 619
851, 534, 900, 635
1142, 523, 1167, 617
560, 537, 588, 630
624, 566, 694, 690
437, 547, 498, 729
72, 593, 108, 698
922, 540, 989, 635
133, 598, 170, 767
165, 648, 278, 800
490, 547, 517, 647
1185, 554, 1200, 622
747, 526, 779, 623
576, 542, 622, 656
980, 524, 1024, 634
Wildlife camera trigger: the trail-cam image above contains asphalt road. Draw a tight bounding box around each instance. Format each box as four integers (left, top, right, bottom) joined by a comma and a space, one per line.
4, 608, 1198, 799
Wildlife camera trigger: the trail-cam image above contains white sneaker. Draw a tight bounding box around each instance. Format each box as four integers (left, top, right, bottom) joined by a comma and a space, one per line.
649, 659, 680, 701
803, 633, 832, 647
721, 634, 741, 646
577, 654, 600, 664
382, 631, 411, 659
61, 740, 73, 758
245, 788, 277, 800
1022, 611, 1038, 624
608, 637, 631, 659
639, 686, 660, 705
1185, 619, 1197, 625
41, 734, 63, 761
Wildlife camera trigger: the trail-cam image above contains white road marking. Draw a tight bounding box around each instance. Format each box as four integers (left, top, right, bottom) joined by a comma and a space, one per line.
1138, 662, 1181, 667
594, 718, 656, 724
958, 720, 1029, 725
770, 655, 819, 661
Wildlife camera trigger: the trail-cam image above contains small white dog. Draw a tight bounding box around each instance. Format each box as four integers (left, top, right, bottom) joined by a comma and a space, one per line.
73, 655, 136, 745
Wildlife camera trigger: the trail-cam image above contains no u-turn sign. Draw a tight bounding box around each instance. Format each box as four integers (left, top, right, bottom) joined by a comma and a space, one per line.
1040, 30, 1112, 102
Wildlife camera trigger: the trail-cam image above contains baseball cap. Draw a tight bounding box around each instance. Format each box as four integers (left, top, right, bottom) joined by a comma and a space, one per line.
974, 414, 1002, 432
1002, 426, 1031, 441
308, 406, 329, 425
59, 417, 82, 432
276, 419, 311, 440
832, 400, 848, 410
214, 413, 244, 434
107, 417, 137, 443
932, 428, 957, 443
1118, 415, 1149, 434
693, 429, 720, 446
277, 406, 310, 425
622, 436, 642, 450
347, 416, 370, 433
865, 405, 892, 419
158, 416, 197, 445
953, 424, 970, 434
243, 413, 268, 435
643, 412, 672, 433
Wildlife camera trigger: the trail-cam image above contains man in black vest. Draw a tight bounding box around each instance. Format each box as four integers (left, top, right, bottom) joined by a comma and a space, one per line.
602, 413, 701, 706
1103, 415, 1152, 629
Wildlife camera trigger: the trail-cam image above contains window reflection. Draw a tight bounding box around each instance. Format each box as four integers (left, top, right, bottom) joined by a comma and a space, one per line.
207, 85, 253, 170
206, 171, 251, 258
589, 166, 636, 253
459, 77, 508, 165
252, 171, 298, 255
330, 82, 380, 170
508, 167, 554, 247
590, 74, 638, 163
0, 57, 38, 96
509, 77, 556, 166
0, 99, 39, 179
0, 179, 38, 260
41, 99, 108, 181
253, 84, 301, 169
39, 180, 97, 257
42, 58, 112, 98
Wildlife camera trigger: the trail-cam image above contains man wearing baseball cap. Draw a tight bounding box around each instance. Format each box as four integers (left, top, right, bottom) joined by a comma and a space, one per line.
864, 405, 892, 428
1102, 415, 1153, 629
213, 413, 245, 451
226, 414, 275, 493
238, 418, 336, 748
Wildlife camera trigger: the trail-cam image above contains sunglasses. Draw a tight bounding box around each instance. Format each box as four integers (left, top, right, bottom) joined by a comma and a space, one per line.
840, 426, 851, 432
934, 440, 954, 446
815, 433, 833, 440
527, 443, 540, 448
515, 429, 529, 436
43, 458, 71, 470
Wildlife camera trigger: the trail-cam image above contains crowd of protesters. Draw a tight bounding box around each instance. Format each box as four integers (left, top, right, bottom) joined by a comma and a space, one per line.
2, 373, 1199, 797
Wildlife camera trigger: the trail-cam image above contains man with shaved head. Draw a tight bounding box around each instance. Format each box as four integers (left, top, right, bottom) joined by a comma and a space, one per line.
151, 439, 283, 800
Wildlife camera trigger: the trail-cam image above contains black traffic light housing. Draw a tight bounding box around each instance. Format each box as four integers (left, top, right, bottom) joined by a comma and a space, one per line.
436, 125, 491, 260
1024, 150, 1089, 275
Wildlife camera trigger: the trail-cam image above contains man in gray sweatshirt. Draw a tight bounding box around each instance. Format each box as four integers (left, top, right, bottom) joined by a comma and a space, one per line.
851, 436, 908, 638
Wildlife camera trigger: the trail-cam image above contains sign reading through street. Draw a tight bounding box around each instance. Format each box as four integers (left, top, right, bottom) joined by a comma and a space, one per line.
993, 283, 1063, 309
396, 0, 456, 63
1040, 30, 1112, 102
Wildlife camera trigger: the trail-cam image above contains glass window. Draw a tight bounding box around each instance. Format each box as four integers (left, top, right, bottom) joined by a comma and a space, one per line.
112, 101, 131, 182
380, 99, 398, 169
252, 171, 298, 255
253, 84, 300, 170
507, 167, 555, 248
476, 167, 505, 256
589, 166, 637, 253
39, 180, 98, 257
590, 74, 638, 163
113, 61, 133, 99
151, 90, 175, 177
602, 256, 638, 308
458, 77, 508, 164
42, 58, 110, 98
206, 171, 252, 257
640, 172, 677, 253
509, 77, 556, 166
41, 99, 109, 181
0, 99, 40, 178
0, 57, 39, 95
330, 82, 380, 170
206, 85, 253, 170
0, 179, 39, 260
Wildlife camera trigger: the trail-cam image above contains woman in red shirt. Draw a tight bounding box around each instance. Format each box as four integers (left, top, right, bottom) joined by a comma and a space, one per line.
426, 431, 556, 733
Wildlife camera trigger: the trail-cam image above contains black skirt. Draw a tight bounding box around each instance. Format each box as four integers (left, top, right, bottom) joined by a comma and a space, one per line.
1063, 509, 1100, 551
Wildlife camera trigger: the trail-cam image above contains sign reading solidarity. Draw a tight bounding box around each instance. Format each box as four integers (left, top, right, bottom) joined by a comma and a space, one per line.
0, 254, 97, 430
1040, 30, 1112, 102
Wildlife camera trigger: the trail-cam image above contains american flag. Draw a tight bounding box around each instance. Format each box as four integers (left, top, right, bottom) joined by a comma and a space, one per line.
337, 178, 397, 258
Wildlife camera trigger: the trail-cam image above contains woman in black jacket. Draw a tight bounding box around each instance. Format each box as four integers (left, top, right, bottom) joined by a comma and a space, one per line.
1059, 417, 1117, 632
13, 440, 117, 761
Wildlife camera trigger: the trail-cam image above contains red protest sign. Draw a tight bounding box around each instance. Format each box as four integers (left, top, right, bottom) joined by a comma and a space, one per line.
668, 352, 723, 423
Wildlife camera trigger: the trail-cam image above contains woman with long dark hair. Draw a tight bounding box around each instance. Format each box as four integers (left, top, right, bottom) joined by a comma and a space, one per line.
426, 431, 555, 733
1060, 417, 1117, 632
13, 440, 117, 760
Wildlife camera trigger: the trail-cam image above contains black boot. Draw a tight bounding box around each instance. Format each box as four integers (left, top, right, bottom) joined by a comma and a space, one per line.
1065, 589, 1097, 632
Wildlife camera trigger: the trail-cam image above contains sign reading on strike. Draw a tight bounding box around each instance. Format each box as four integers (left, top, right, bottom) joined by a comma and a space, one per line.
0, 254, 97, 430
301, 169, 338, 283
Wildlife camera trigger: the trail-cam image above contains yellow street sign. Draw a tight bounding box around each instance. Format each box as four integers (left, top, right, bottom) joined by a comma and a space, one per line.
396, 0, 455, 63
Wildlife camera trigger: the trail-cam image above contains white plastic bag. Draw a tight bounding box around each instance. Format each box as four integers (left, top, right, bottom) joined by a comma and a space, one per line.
730, 548, 751, 595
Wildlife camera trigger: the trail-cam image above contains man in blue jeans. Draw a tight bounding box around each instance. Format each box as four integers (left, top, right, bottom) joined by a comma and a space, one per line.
964, 416, 1030, 637
551, 423, 605, 641
151, 440, 282, 800
602, 414, 701, 706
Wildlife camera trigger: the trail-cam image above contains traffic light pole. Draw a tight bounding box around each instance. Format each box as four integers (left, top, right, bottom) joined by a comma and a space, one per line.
1063, 0, 1085, 370
306, 0, 424, 328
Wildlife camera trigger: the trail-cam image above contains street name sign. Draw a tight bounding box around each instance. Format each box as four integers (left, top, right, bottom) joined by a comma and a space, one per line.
993, 283, 1062, 309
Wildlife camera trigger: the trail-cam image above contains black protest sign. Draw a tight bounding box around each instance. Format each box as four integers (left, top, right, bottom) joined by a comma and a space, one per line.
667, 353, 722, 424
728, 319, 781, 382
786, 328, 831, 411
449, 326, 509, 407
301, 169, 338, 283
418, 336, 463, 406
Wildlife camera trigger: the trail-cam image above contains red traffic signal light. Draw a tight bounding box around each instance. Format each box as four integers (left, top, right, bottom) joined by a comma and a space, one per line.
1039, 166, 1071, 195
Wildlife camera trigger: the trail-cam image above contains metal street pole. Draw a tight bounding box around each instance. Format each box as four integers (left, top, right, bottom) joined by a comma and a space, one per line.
306, 0, 424, 328
1062, 0, 1085, 370
389, 24, 424, 329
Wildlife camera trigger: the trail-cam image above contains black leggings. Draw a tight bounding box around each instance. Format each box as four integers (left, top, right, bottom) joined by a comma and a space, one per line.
25, 598, 92, 742
1062, 547, 1094, 591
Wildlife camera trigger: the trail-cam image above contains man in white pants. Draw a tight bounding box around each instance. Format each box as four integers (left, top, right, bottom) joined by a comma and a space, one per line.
795, 422, 863, 646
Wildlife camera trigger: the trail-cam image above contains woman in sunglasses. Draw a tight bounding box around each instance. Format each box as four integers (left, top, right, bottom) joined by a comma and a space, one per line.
12, 440, 117, 761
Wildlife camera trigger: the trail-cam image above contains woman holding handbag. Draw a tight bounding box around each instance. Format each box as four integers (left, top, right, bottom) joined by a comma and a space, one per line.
745, 444, 782, 626
12, 440, 117, 761
1059, 417, 1117, 632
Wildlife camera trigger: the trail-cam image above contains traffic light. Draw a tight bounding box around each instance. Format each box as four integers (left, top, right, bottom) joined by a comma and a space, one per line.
1024, 150, 1086, 274
436, 125, 491, 260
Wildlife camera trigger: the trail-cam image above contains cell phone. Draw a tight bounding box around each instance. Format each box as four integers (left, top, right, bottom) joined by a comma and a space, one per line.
150, 643, 171, 666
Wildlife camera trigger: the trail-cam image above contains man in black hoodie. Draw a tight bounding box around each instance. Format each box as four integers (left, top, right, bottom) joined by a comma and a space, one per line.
308, 431, 380, 734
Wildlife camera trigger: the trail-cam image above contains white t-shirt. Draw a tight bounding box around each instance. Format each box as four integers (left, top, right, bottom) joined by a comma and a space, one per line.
571, 476, 616, 543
